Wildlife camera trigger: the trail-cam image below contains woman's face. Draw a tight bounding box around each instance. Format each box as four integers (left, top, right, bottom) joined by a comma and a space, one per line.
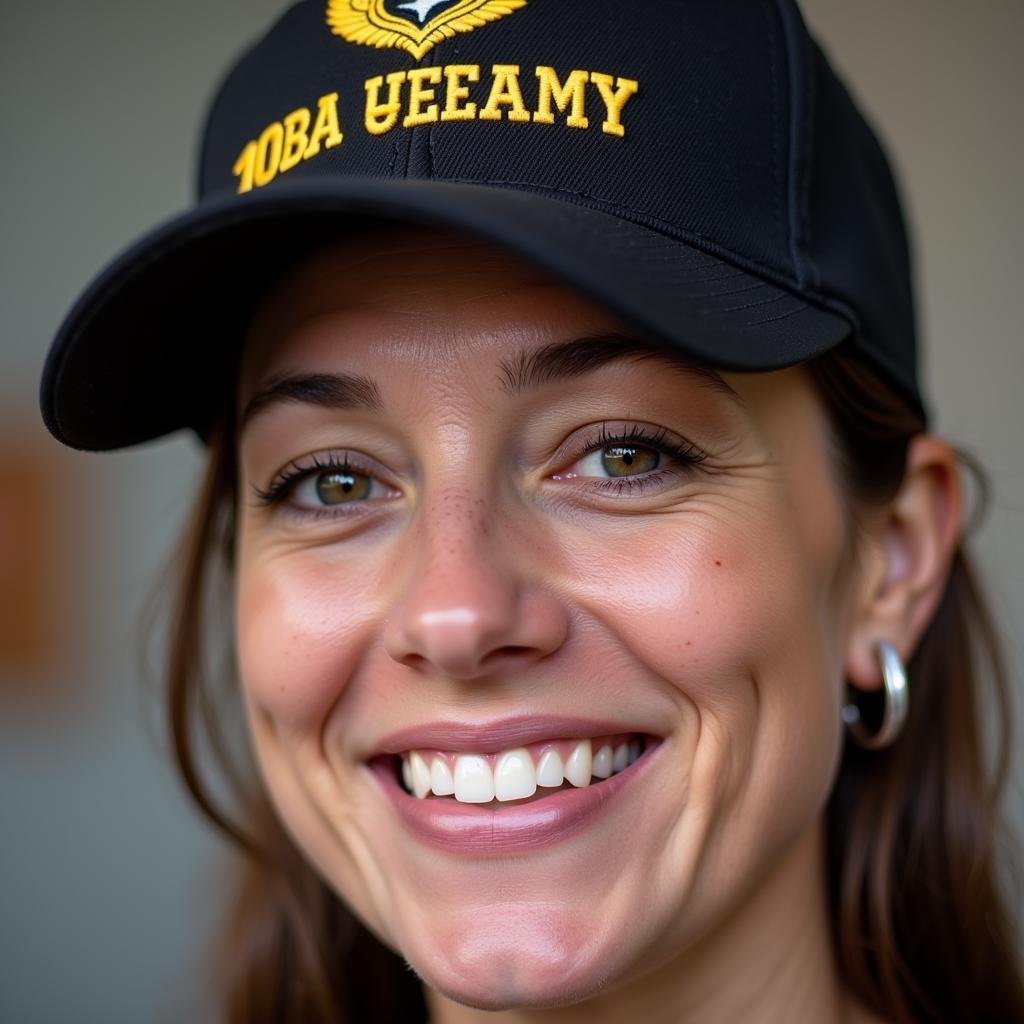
235, 227, 860, 1010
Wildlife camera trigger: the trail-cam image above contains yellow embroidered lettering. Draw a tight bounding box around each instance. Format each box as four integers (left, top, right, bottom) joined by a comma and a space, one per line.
364, 72, 407, 135
305, 92, 344, 157
254, 122, 284, 187
441, 64, 480, 122
280, 107, 312, 173
533, 66, 589, 129
232, 140, 258, 194
589, 73, 638, 138
404, 67, 443, 127
479, 64, 530, 122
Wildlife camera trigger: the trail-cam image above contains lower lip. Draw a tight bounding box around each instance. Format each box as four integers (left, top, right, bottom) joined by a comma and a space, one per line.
367, 740, 660, 856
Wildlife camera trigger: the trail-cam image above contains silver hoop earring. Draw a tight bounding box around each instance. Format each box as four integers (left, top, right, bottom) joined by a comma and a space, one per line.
841, 640, 909, 750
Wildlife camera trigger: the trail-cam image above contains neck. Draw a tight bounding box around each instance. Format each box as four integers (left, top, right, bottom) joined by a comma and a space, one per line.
426, 820, 881, 1024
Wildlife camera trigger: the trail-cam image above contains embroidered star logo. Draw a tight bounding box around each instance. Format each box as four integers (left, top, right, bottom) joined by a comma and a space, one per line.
394, 0, 451, 23
326, 0, 528, 61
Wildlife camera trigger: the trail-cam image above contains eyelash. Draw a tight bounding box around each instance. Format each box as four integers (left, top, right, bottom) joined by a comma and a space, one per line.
565, 423, 708, 496
252, 425, 708, 513
253, 452, 378, 510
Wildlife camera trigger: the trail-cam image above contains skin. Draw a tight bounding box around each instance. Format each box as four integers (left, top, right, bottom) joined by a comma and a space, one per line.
233, 226, 960, 1023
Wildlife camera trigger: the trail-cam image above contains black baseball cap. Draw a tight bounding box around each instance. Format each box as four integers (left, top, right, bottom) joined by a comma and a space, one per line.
40, 0, 924, 451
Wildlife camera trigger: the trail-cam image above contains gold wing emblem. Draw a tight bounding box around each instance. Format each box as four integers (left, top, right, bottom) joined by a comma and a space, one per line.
327, 0, 528, 61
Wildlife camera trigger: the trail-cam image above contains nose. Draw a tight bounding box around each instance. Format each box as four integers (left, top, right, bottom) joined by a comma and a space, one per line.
383, 496, 568, 680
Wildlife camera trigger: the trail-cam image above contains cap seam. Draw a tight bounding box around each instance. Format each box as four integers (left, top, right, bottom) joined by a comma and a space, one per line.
795, 45, 819, 289
762, 0, 787, 268
388, 135, 400, 177
773, 0, 819, 290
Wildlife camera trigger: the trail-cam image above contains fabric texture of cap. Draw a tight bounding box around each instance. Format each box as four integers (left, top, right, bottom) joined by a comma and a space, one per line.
40, 0, 924, 451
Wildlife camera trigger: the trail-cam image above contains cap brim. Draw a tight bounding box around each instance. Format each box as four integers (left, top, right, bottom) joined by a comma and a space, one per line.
41, 178, 852, 450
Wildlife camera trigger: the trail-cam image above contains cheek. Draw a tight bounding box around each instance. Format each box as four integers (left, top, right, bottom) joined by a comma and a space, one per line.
235, 546, 386, 728
567, 493, 846, 691
564, 474, 850, 831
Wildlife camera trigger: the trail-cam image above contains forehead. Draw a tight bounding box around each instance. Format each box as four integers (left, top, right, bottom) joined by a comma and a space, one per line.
239, 226, 633, 391
235, 228, 761, 436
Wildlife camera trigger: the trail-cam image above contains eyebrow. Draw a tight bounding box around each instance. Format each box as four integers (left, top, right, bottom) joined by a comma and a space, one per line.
241, 333, 743, 431
497, 333, 744, 405
241, 371, 384, 430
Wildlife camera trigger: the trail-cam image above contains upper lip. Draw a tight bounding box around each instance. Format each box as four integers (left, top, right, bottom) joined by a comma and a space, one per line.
371, 714, 653, 757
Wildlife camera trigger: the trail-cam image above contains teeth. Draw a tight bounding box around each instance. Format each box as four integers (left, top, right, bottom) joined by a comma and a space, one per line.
430, 757, 455, 796
454, 754, 495, 803
399, 733, 646, 802
535, 749, 564, 788
494, 748, 537, 801
409, 751, 432, 800
592, 744, 613, 779
564, 739, 593, 787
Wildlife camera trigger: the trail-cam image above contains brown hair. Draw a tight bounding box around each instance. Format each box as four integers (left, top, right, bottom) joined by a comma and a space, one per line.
162, 347, 1023, 1023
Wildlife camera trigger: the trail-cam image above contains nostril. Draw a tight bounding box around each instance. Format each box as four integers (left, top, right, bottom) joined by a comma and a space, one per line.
480, 645, 542, 668
399, 652, 430, 672
392, 644, 548, 679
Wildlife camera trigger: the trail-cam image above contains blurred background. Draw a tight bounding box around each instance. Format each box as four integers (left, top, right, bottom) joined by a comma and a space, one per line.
2, 1, 1022, 1021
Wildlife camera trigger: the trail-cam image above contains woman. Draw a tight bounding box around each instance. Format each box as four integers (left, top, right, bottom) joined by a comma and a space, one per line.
40, 1, 1023, 1021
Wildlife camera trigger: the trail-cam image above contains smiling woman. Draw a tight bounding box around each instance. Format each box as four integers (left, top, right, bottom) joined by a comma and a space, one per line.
39, 1, 1024, 1023
232, 229, 861, 1010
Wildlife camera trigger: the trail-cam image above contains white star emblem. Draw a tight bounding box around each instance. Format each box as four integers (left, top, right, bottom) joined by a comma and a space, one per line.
395, 0, 451, 23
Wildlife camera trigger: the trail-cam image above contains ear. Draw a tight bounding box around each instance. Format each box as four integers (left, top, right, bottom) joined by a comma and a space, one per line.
844, 435, 963, 692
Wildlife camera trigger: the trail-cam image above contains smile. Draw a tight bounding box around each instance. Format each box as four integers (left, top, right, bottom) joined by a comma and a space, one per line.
397, 734, 645, 805
367, 719, 662, 854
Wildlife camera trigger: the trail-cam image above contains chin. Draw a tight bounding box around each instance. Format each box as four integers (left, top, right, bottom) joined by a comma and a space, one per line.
400, 905, 632, 1010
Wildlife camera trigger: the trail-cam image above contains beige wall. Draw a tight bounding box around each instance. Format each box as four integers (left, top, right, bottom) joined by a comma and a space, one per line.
1, 2, 1020, 1019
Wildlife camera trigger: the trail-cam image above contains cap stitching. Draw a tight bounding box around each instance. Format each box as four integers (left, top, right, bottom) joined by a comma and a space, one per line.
711, 281, 773, 299
716, 292, 790, 314
744, 304, 808, 327
403, 130, 414, 178
678, 268, 747, 283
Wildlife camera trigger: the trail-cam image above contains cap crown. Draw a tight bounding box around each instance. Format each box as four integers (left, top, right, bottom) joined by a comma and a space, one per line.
197, 0, 918, 405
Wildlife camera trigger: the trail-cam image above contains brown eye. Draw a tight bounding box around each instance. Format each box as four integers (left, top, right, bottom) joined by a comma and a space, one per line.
315, 470, 373, 504
600, 445, 660, 477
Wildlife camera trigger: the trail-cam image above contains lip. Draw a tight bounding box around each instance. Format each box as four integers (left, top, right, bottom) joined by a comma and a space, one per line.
372, 714, 655, 756
367, 735, 662, 855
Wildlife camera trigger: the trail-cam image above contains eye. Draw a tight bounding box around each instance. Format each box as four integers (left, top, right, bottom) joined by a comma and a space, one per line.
294, 467, 375, 506
550, 423, 707, 496
577, 443, 662, 479
253, 452, 398, 513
